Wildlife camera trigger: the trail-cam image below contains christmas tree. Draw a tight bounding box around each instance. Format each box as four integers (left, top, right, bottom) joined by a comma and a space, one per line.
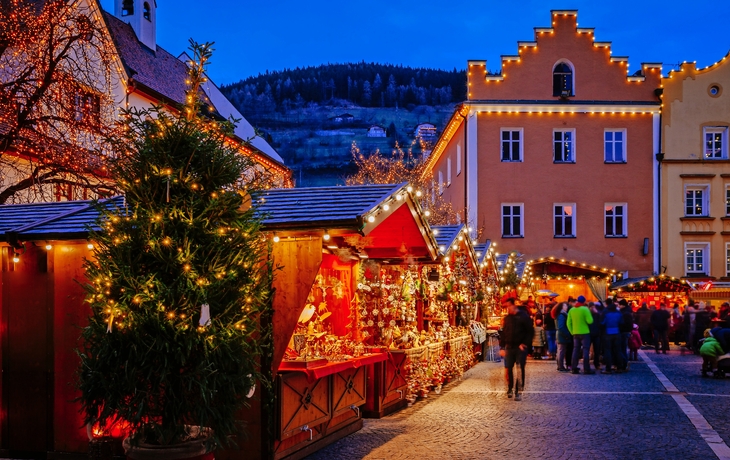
77, 42, 273, 448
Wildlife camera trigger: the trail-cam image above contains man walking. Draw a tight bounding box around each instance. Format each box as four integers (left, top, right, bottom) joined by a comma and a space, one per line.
567, 295, 595, 374
651, 303, 671, 354
499, 298, 534, 401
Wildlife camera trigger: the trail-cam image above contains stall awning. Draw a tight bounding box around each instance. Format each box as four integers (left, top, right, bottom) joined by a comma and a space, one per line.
609, 275, 692, 293
0, 196, 125, 241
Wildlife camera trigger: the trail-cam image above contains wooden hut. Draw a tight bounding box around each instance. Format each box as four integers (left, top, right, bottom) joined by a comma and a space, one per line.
0, 197, 123, 457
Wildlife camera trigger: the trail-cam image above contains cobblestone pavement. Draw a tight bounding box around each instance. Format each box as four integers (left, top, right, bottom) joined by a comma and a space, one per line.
306, 346, 730, 460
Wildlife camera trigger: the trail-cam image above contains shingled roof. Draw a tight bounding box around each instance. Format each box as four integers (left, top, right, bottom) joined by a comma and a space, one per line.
254, 183, 407, 231
101, 12, 285, 167
0, 196, 125, 241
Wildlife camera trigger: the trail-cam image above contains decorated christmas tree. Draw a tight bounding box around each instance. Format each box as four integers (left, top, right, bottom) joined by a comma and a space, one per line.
77, 42, 273, 449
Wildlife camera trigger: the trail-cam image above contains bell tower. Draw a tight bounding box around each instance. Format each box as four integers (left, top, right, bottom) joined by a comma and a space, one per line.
114, 0, 157, 51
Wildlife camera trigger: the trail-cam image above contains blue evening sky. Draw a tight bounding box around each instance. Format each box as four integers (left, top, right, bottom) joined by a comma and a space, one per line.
99, 0, 730, 86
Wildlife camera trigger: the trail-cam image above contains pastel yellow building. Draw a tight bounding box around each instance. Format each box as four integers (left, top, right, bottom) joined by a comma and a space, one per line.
660, 52, 730, 280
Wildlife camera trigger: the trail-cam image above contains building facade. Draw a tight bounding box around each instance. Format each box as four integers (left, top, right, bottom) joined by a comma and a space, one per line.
423, 11, 662, 295
660, 53, 730, 281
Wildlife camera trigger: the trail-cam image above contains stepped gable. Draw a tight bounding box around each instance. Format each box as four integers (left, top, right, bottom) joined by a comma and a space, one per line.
467, 10, 662, 102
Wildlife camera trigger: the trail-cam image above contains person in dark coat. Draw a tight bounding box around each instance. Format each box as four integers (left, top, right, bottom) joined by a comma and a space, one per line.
651, 303, 671, 354
709, 327, 730, 354
544, 302, 557, 360
555, 302, 572, 372
618, 299, 633, 371
499, 298, 534, 401
695, 303, 711, 353
601, 299, 624, 373
589, 302, 603, 370
635, 303, 652, 345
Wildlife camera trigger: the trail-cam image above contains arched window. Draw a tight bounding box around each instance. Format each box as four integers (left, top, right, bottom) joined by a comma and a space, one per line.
553, 62, 573, 97
143, 2, 151, 20
121, 0, 134, 16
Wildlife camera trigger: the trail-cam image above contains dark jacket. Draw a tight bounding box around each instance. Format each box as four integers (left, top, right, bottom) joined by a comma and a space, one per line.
619, 306, 634, 333
650, 309, 671, 332
636, 307, 652, 331
543, 312, 556, 331
710, 327, 730, 354
589, 310, 601, 337
556, 311, 572, 344
500, 309, 534, 349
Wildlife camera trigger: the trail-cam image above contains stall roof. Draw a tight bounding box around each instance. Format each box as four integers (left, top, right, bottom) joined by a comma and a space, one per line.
255, 183, 408, 231
495, 253, 527, 278
432, 224, 464, 254
609, 275, 692, 293
474, 241, 492, 265
0, 197, 125, 242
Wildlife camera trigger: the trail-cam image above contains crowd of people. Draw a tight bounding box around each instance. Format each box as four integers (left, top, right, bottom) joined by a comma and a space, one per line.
498, 294, 730, 399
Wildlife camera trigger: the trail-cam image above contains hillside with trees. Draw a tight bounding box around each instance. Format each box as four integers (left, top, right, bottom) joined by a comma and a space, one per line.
221, 63, 466, 186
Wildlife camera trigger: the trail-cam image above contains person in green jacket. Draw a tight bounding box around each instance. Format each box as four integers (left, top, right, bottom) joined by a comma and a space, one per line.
700, 329, 724, 377
567, 295, 595, 374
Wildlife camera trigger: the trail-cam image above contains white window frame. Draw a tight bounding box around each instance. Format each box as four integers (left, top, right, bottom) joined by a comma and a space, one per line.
605, 202, 627, 237
703, 126, 728, 159
457, 144, 462, 175
553, 129, 575, 163
685, 185, 710, 217
685, 242, 710, 276
438, 171, 443, 196
553, 203, 576, 238
447, 157, 452, 186
500, 128, 524, 162
501, 203, 524, 238
604, 129, 627, 163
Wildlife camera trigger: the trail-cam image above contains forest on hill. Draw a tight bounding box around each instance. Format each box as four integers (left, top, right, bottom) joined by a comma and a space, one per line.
221, 62, 466, 120
220, 63, 465, 187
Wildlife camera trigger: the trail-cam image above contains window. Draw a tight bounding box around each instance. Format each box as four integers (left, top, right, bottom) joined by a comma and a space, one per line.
605, 130, 626, 163
447, 157, 452, 186
553, 62, 573, 97
685, 243, 709, 276
605, 203, 627, 237
554, 203, 575, 237
121, 0, 134, 15
456, 144, 462, 175
438, 171, 443, 195
704, 127, 728, 159
501, 204, 523, 237
72, 91, 100, 128
553, 129, 575, 163
685, 186, 708, 217
143, 2, 151, 20
726, 243, 730, 277
726, 187, 730, 216
501, 129, 523, 162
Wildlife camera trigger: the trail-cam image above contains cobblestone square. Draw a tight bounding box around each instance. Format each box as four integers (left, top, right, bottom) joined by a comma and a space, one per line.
307, 347, 730, 460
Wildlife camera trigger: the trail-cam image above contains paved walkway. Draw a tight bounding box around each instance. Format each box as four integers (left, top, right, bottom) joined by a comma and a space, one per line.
307, 346, 730, 460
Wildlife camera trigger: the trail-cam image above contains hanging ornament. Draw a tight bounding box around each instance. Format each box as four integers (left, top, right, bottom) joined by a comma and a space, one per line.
199, 303, 210, 326
106, 310, 114, 333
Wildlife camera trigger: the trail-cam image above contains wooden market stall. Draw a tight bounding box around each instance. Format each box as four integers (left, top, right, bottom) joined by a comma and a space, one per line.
0, 197, 124, 458
223, 183, 441, 460
474, 241, 500, 328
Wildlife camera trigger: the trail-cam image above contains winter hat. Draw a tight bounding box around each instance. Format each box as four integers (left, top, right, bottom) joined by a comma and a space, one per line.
633, 324, 639, 330
577, 295, 586, 303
